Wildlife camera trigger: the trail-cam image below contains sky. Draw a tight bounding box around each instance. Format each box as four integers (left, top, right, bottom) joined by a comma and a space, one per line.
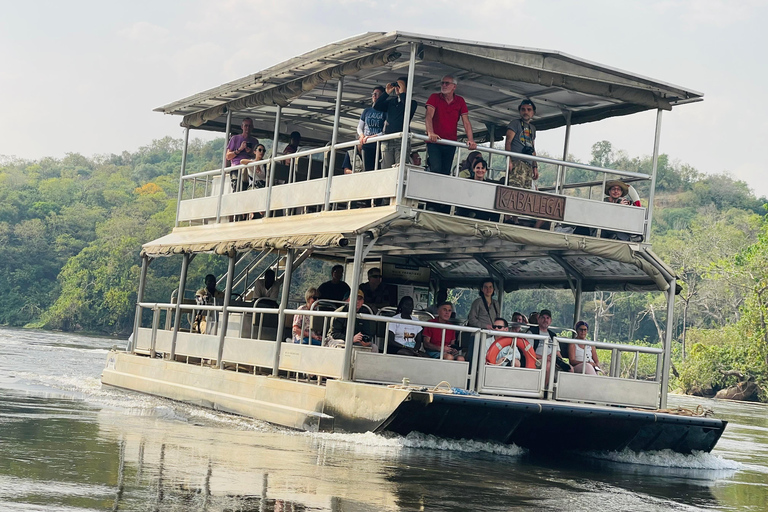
1, 0, 766, 197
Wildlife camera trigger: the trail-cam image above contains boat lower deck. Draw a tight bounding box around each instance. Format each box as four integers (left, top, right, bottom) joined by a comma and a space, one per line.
102, 351, 725, 454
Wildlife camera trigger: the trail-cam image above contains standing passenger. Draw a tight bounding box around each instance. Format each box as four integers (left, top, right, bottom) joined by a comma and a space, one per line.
358, 86, 387, 170
373, 77, 418, 168
467, 278, 500, 330
505, 100, 539, 189
283, 131, 301, 155
425, 75, 477, 176
225, 118, 259, 192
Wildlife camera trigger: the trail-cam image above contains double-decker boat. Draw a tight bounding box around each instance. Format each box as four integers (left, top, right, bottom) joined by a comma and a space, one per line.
102, 31, 726, 454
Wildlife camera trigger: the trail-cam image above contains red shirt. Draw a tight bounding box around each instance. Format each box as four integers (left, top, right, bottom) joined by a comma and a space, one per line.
423, 318, 457, 350
426, 93, 468, 141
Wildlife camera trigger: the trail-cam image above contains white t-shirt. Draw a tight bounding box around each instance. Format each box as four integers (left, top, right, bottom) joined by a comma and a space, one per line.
389, 313, 423, 349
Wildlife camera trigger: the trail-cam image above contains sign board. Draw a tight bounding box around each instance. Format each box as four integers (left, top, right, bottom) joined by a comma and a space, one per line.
495, 186, 566, 221
383, 263, 430, 283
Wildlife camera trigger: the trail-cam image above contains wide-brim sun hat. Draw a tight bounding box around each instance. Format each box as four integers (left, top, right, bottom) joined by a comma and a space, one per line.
605, 180, 629, 196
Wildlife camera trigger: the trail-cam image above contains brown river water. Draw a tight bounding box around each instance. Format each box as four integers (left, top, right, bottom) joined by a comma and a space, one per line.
0, 328, 765, 511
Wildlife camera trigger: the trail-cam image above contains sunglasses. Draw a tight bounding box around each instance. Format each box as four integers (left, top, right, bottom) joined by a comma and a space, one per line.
492, 325, 505, 329
310, 296, 319, 300
257, 148, 265, 153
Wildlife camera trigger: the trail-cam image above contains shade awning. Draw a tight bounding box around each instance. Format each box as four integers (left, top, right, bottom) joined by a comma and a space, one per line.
141, 206, 402, 257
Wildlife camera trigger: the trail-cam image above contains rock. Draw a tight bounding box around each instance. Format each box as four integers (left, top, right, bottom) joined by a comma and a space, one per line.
688, 385, 716, 397
715, 381, 759, 401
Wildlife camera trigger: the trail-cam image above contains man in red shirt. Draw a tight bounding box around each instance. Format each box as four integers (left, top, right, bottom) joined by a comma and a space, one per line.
422, 302, 465, 360
425, 75, 477, 176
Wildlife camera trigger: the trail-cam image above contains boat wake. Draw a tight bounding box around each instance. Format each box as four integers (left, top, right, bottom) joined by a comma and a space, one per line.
585, 448, 741, 471
308, 430, 525, 457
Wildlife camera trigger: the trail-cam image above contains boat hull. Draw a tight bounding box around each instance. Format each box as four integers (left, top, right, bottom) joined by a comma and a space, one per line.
102, 351, 726, 454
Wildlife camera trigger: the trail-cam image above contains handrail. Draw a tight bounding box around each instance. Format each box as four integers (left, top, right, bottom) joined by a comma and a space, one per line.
180, 132, 404, 182
555, 337, 663, 354
410, 133, 650, 181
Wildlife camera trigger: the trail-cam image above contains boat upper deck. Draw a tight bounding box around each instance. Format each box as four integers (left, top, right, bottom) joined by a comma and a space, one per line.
150, 31, 700, 293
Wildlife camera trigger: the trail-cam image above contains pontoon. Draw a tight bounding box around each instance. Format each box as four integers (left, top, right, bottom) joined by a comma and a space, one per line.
102, 32, 726, 453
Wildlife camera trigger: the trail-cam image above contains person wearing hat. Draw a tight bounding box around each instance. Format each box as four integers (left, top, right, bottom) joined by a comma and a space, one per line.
604, 180, 641, 206
374, 76, 418, 168
505, 99, 539, 189
568, 321, 601, 375
327, 288, 377, 351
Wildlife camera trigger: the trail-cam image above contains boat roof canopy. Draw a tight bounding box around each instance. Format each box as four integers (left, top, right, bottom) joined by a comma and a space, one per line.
142, 207, 674, 292
155, 31, 703, 144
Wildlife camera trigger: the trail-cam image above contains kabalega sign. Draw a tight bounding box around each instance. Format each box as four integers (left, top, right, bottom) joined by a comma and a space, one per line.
495, 186, 566, 221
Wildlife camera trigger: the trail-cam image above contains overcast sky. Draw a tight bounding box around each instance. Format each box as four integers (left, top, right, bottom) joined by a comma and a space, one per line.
1, 0, 766, 197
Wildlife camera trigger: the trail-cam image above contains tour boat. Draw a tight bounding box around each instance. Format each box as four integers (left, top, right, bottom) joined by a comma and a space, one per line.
102, 32, 726, 454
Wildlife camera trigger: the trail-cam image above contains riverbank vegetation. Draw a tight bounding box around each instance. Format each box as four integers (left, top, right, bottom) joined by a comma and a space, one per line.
1, 138, 765, 400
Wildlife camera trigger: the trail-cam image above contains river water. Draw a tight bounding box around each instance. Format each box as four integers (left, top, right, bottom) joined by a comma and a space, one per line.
0, 328, 765, 511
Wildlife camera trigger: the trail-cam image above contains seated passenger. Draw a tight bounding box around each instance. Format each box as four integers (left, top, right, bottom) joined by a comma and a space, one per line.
250, 144, 268, 188
603, 180, 643, 241
422, 302, 465, 361
467, 278, 501, 330
528, 311, 539, 326
317, 264, 351, 302
283, 131, 301, 155
225, 117, 259, 192
245, 269, 280, 301
486, 318, 521, 367
528, 309, 572, 373
568, 321, 602, 375
293, 287, 322, 345
458, 150, 482, 177
326, 289, 377, 351
192, 274, 225, 334
359, 267, 390, 312
409, 151, 422, 166
386, 296, 423, 356
456, 160, 499, 222
195, 274, 225, 305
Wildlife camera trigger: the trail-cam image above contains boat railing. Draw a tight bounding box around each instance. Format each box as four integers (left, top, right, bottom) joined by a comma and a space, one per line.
132, 301, 662, 408
175, 131, 652, 239
554, 337, 663, 409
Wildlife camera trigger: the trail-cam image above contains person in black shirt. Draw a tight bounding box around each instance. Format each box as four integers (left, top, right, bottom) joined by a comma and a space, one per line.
317, 264, 350, 302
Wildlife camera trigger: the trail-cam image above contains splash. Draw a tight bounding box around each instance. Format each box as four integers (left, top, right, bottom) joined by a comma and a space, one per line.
587, 448, 741, 470
307, 430, 525, 457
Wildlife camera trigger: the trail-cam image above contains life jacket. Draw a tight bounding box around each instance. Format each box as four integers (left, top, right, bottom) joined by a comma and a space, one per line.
486, 336, 538, 369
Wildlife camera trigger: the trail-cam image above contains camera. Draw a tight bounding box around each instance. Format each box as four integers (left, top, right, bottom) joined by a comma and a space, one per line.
390, 82, 399, 88
360, 334, 371, 343
245, 142, 253, 149
521, 146, 535, 156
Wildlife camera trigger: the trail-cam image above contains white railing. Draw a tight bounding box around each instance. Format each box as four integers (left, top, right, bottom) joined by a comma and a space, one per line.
132, 301, 663, 407
175, 133, 652, 239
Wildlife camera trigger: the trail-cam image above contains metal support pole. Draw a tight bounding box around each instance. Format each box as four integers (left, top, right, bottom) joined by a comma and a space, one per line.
659, 278, 676, 409
323, 78, 344, 211
215, 253, 236, 368
174, 127, 190, 227
169, 253, 190, 360
265, 105, 282, 218
341, 234, 366, 380
271, 250, 294, 376
395, 43, 417, 204
556, 110, 572, 194
131, 255, 150, 353
645, 108, 663, 243
215, 110, 232, 223
572, 279, 582, 326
